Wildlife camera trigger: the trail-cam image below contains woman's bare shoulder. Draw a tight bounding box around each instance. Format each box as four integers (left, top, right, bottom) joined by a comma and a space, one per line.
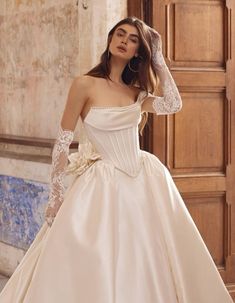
60, 76, 93, 131
72, 75, 95, 91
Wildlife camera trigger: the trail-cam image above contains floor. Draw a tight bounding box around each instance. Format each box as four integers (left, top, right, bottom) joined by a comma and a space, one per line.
0, 274, 9, 292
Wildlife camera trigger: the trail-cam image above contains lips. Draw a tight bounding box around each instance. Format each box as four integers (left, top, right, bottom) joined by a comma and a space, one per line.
117, 46, 127, 52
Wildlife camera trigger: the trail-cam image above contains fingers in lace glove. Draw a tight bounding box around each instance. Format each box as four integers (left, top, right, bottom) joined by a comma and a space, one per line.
148, 27, 165, 69
149, 27, 162, 52
148, 28, 182, 115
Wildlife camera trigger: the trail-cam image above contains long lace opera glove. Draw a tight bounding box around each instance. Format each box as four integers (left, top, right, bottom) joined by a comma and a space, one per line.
45, 126, 74, 227
150, 29, 182, 115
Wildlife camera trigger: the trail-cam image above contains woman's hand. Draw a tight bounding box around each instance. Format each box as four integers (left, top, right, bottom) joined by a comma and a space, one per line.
148, 27, 165, 70
149, 27, 162, 52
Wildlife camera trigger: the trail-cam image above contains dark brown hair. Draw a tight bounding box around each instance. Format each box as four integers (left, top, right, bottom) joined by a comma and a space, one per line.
85, 16, 158, 135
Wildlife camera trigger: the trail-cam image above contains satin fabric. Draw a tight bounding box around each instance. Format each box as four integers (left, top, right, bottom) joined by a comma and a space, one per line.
0, 93, 233, 303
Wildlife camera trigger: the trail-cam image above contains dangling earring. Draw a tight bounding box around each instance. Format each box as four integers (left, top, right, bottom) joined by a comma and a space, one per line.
107, 49, 111, 60
128, 55, 140, 73
128, 61, 138, 72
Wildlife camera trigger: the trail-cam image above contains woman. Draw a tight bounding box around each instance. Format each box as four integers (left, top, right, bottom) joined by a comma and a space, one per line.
0, 17, 233, 303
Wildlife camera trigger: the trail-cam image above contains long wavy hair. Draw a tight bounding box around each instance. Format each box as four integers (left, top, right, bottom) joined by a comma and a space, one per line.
85, 16, 158, 135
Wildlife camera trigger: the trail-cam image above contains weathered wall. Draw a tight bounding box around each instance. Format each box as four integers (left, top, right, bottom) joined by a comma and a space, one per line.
0, 0, 127, 138
0, 0, 79, 138
0, 0, 127, 276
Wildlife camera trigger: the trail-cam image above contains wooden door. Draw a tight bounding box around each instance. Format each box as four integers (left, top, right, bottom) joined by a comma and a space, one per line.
129, 0, 235, 299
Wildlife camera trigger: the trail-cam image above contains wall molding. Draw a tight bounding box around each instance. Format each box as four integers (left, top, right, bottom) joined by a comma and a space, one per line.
0, 134, 78, 163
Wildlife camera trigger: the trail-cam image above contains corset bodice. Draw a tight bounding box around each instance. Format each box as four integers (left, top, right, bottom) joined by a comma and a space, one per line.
83, 92, 147, 177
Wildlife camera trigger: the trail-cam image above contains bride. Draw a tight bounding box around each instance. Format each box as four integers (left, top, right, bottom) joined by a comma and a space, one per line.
0, 16, 233, 303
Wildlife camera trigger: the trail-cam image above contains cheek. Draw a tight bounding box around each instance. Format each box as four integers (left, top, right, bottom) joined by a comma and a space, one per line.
129, 43, 139, 54
108, 39, 115, 52
110, 35, 120, 46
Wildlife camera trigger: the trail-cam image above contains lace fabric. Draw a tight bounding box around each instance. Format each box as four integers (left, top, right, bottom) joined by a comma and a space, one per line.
45, 126, 74, 226
151, 41, 182, 115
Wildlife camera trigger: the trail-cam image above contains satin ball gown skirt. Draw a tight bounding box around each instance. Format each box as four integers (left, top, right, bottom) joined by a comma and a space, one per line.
0, 152, 233, 303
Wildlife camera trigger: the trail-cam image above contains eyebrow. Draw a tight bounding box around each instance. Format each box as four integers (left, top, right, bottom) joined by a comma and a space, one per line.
116, 27, 140, 39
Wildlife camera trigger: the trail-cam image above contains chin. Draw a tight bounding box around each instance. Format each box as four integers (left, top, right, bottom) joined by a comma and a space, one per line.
112, 52, 130, 61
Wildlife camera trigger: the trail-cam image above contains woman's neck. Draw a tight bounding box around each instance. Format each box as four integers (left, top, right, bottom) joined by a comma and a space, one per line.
109, 56, 127, 84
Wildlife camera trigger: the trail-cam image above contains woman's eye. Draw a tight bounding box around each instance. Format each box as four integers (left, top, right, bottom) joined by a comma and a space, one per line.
117, 32, 123, 37
130, 38, 138, 43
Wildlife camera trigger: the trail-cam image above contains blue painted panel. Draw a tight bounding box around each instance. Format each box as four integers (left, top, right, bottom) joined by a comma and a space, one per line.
0, 175, 49, 250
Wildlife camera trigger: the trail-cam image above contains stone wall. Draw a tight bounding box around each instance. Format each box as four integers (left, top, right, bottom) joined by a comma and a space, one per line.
0, 0, 127, 276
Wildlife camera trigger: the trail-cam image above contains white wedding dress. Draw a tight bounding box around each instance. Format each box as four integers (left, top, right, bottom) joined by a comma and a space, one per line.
0, 91, 233, 303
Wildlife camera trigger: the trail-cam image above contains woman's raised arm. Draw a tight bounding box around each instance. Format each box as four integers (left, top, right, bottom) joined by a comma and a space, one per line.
141, 29, 182, 115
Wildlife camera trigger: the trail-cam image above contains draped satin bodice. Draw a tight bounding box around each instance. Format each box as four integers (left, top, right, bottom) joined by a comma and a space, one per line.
83, 101, 143, 177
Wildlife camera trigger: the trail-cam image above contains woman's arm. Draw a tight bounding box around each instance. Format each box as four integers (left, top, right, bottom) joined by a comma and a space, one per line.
141, 29, 182, 115
45, 76, 89, 226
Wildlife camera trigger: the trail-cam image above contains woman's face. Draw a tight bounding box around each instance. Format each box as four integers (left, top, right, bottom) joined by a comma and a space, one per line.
109, 24, 140, 61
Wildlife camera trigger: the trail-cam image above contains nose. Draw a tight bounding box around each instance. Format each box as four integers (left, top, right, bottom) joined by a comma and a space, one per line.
121, 37, 128, 45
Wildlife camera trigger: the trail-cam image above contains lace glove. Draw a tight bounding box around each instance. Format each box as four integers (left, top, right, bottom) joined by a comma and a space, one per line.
150, 29, 182, 114
45, 126, 74, 227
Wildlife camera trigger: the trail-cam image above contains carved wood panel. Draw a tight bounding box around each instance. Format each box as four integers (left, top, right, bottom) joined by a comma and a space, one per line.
129, 0, 235, 298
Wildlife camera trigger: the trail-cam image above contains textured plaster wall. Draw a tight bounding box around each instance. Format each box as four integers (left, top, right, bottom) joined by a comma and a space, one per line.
0, 0, 127, 138
0, 0, 79, 138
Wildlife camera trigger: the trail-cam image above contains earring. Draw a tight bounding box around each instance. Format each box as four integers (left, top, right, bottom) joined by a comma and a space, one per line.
128, 56, 140, 72
107, 49, 111, 60
128, 61, 138, 72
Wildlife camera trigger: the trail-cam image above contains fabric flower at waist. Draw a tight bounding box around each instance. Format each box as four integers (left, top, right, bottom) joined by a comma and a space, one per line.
66, 142, 101, 176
